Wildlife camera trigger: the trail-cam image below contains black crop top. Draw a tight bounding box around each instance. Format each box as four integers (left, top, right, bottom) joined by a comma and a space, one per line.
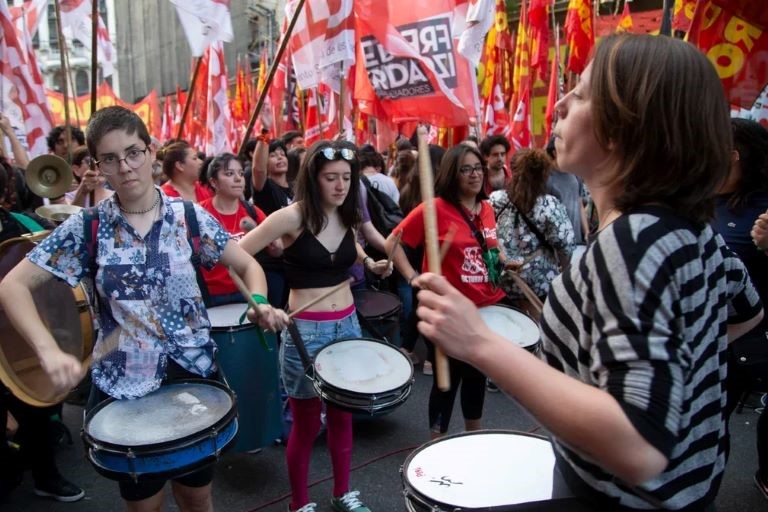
283, 228, 357, 288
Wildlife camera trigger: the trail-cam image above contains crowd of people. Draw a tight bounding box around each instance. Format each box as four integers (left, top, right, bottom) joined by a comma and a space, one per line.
0, 33, 767, 512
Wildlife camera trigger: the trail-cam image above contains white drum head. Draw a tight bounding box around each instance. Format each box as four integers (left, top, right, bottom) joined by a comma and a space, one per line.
86, 383, 233, 446
405, 432, 555, 508
478, 305, 539, 348
314, 339, 412, 394
207, 303, 250, 328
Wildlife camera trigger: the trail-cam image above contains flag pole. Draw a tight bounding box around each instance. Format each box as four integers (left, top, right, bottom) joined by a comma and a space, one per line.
90, 0, 98, 116
238, 0, 306, 157
338, 63, 344, 135
53, 0, 72, 164
176, 57, 203, 141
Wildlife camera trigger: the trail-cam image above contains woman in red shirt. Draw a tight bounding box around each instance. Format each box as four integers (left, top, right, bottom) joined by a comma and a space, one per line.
200, 153, 279, 306
386, 144, 507, 439
158, 141, 212, 203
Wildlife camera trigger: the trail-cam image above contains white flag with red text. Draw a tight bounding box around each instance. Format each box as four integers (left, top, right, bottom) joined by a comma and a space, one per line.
285, 0, 355, 91
1, 1, 53, 157
170, 0, 233, 57
59, 0, 116, 77
204, 41, 233, 156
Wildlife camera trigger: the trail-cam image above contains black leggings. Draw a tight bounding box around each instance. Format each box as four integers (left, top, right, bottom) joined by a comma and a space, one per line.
426, 340, 486, 434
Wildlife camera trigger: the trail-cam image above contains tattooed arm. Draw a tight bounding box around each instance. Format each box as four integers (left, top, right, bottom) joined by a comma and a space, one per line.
0, 259, 86, 392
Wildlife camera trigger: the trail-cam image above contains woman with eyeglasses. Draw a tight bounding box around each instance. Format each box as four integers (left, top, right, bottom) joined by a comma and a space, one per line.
239, 141, 392, 512
157, 140, 212, 203
0, 106, 288, 512
66, 145, 114, 207
385, 143, 508, 440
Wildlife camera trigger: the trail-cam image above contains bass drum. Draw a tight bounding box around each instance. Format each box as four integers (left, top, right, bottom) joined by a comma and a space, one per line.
0, 232, 94, 406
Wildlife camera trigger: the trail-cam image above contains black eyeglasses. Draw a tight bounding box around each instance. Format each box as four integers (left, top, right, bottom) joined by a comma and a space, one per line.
459, 164, 484, 176
94, 147, 150, 175
320, 147, 355, 162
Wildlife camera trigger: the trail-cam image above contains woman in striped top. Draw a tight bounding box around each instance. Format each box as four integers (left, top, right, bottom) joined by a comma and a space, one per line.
413, 34, 764, 510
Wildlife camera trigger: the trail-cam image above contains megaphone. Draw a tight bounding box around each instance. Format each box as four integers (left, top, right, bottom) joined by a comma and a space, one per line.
35, 204, 82, 223
25, 155, 73, 199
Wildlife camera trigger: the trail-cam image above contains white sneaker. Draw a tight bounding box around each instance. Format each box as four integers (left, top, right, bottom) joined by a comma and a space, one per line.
331, 490, 371, 512
290, 503, 317, 512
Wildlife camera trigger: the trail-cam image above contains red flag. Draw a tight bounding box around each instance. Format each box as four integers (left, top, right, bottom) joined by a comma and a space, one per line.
512, 0, 530, 103
353, 0, 476, 129
616, 1, 634, 33
0, 1, 53, 157
161, 95, 174, 142
509, 85, 531, 150
673, 0, 697, 32
687, 0, 768, 109
544, 33, 562, 142
528, 0, 549, 81
303, 87, 335, 145
564, 0, 594, 75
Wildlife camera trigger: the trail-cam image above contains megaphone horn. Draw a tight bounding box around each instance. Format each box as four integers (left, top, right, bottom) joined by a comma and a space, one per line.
25, 154, 73, 199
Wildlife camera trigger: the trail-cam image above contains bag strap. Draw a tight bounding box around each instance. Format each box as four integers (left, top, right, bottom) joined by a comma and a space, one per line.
182, 201, 212, 307
239, 198, 259, 225
510, 201, 556, 255
454, 202, 489, 253
83, 207, 100, 275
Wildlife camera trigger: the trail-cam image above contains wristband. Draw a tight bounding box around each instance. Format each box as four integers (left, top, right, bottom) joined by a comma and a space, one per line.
238, 293, 273, 351
363, 256, 372, 268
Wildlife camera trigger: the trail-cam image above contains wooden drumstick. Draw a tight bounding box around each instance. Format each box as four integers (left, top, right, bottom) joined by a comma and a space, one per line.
438, 223, 458, 264
416, 126, 450, 391
288, 278, 354, 319
507, 272, 544, 317
227, 266, 264, 321
385, 230, 402, 270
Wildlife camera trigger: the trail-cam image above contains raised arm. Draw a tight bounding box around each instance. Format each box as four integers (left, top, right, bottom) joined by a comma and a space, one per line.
251, 136, 269, 192
0, 113, 30, 169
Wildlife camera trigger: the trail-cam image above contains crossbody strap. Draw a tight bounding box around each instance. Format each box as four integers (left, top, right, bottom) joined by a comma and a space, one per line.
510, 201, 556, 255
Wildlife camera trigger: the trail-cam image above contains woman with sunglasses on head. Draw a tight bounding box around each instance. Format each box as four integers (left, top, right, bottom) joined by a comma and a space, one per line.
413, 34, 763, 510
385, 143, 509, 440
199, 152, 282, 306
0, 106, 288, 512
239, 141, 392, 512
158, 140, 212, 203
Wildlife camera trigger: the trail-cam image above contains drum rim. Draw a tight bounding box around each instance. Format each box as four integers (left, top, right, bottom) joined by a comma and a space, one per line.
0, 232, 94, 407
352, 289, 403, 317
401, 429, 552, 511
313, 336, 415, 396
313, 379, 412, 415
206, 304, 254, 330
478, 304, 540, 349
83, 379, 237, 454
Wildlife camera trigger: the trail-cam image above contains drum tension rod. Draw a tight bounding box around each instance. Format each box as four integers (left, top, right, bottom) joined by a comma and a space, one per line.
127, 448, 139, 484
211, 426, 220, 458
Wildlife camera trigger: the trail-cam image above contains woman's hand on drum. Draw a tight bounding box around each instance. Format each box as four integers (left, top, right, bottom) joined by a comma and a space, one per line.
413, 273, 494, 364
248, 304, 289, 332
365, 257, 393, 278
39, 346, 86, 393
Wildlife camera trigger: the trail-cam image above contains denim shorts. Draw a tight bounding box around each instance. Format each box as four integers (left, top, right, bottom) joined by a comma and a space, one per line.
280, 311, 362, 399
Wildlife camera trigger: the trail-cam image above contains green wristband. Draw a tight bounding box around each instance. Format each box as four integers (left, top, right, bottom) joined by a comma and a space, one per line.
238, 294, 273, 351
251, 293, 269, 305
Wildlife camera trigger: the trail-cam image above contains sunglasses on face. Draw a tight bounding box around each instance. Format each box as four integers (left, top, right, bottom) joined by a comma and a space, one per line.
320, 147, 356, 162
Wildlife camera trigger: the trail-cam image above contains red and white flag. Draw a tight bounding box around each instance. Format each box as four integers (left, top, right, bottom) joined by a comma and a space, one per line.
483, 82, 511, 138
9, 0, 49, 38
204, 41, 233, 155
0, 1, 53, 157
170, 0, 233, 57
457, 0, 496, 66
509, 85, 531, 150
304, 87, 336, 145
59, 0, 116, 77
285, 0, 355, 91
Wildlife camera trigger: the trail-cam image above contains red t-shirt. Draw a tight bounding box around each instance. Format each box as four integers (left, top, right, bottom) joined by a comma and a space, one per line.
199, 198, 266, 296
161, 181, 214, 203
393, 197, 505, 307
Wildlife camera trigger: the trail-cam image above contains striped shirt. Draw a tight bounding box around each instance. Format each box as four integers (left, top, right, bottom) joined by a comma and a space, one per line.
541, 206, 761, 510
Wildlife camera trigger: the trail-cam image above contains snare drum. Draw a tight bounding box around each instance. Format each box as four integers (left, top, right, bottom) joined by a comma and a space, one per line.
0, 232, 94, 406
478, 305, 541, 355
353, 289, 402, 346
208, 303, 282, 452
83, 380, 237, 482
402, 430, 556, 511
312, 338, 413, 415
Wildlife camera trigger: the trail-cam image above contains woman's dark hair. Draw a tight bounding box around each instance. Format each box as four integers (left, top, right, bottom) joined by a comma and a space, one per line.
207, 153, 242, 184
358, 147, 386, 173
71, 146, 91, 167
434, 144, 488, 206
727, 118, 768, 211
507, 149, 552, 213
295, 140, 361, 234
156, 141, 192, 179
0, 156, 18, 210
399, 146, 444, 215
47, 124, 85, 152
200, 156, 214, 187
286, 147, 306, 184
393, 150, 416, 189
269, 139, 287, 155
590, 34, 731, 224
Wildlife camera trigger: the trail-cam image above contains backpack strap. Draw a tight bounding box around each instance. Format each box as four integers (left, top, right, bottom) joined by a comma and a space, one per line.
182, 200, 212, 307
83, 207, 100, 275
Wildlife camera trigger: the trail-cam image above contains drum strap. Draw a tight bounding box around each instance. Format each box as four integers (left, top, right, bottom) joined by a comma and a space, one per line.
82, 202, 211, 306
286, 321, 313, 373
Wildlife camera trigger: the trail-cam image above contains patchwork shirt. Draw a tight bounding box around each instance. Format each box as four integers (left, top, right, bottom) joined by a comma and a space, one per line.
28, 190, 229, 399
